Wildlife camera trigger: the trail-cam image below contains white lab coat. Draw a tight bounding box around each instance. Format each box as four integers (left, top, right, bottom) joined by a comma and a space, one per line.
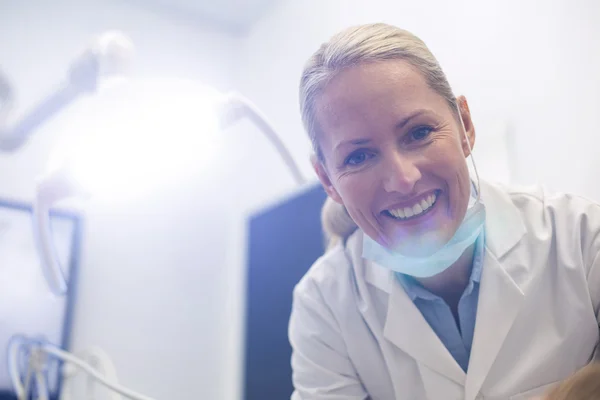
289, 180, 600, 400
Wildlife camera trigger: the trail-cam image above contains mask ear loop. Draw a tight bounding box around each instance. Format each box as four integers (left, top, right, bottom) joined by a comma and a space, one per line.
457, 102, 482, 203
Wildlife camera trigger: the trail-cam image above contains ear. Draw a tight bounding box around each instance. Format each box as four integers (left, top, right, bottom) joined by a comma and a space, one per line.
456, 95, 476, 157
311, 154, 344, 205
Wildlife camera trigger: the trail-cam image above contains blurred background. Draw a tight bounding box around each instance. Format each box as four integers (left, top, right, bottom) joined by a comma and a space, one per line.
0, 0, 599, 399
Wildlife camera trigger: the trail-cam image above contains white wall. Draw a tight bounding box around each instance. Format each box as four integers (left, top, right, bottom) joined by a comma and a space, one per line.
237, 0, 600, 199
0, 1, 247, 399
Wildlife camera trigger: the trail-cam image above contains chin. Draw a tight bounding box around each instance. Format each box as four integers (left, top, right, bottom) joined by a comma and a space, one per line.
393, 237, 447, 258
386, 227, 451, 257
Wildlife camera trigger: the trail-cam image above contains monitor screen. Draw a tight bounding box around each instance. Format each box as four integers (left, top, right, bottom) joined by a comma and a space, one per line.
0, 199, 82, 399
244, 184, 327, 400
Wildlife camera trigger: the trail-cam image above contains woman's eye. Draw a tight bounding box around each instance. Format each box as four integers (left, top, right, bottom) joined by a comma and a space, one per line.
409, 126, 434, 142
345, 150, 372, 166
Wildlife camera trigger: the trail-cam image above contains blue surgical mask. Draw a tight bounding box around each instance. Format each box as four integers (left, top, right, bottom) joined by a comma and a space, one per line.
362, 191, 486, 278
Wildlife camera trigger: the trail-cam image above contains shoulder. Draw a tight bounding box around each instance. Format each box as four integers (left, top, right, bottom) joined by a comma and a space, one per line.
503, 181, 600, 222
483, 180, 600, 220
484, 180, 600, 263
293, 239, 355, 302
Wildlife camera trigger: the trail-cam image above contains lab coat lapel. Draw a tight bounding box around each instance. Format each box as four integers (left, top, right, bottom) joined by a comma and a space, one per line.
464, 181, 527, 400
383, 276, 466, 386
464, 250, 525, 400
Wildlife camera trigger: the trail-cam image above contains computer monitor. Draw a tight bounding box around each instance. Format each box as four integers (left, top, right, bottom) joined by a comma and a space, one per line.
243, 184, 327, 399
0, 198, 83, 400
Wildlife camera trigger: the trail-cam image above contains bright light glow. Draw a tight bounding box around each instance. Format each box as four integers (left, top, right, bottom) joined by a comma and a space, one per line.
50, 78, 223, 201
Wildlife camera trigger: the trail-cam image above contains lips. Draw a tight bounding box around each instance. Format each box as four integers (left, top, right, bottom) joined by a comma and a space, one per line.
383, 191, 439, 220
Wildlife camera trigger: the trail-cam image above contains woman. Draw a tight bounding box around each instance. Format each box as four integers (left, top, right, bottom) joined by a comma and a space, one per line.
289, 23, 600, 400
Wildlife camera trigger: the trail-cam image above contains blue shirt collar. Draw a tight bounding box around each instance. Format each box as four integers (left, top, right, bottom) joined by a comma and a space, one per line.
397, 230, 485, 301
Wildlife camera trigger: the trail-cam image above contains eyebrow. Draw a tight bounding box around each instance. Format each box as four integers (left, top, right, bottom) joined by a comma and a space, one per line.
333, 109, 432, 152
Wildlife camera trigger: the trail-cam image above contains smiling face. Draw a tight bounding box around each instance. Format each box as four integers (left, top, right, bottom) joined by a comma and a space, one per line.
312, 60, 476, 256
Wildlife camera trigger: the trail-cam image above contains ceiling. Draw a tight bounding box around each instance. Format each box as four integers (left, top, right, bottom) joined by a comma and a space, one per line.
129, 0, 281, 33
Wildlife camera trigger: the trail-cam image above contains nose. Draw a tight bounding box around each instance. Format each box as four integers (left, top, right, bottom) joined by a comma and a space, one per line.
381, 152, 422, 194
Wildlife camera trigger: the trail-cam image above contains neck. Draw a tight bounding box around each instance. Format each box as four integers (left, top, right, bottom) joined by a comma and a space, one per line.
416, 243, 476, 299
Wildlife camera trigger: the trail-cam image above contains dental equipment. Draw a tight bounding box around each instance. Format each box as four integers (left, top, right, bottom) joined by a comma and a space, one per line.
35, 89, 306, 296
5, 31, 305, 400
8, 335, 154, 400
0, 31, 133, 152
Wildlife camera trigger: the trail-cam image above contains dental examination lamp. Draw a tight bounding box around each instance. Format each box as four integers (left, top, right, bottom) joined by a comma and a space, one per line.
6, 30, 305, 400
4, 31, 155, 400
0, 31, 133, 152
12, 87, 307, 400
0, 28, 134, 299
35, 89, 306, 296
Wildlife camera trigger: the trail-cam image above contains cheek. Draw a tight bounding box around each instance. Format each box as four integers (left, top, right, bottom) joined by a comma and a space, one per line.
336, 177, 366, 205
431, 143, 471, 185
335, 173, 378, 212
335, 175, 383, 238
426, 139, 463, 167
423, 143, 471, 186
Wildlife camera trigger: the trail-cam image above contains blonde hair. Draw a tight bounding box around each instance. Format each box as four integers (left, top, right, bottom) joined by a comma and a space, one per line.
299, 23, 458, 249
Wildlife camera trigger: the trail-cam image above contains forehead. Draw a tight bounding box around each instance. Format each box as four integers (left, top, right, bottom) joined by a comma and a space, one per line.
314, 60, 449, 145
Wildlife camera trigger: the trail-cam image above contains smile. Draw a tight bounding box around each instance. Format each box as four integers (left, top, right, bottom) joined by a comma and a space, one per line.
384, 191, 439, 221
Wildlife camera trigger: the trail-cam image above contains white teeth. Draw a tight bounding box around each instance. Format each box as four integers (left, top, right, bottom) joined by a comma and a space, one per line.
390, 208, 405, 218
388, 192, 438, 220
412, 203, 423, 214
